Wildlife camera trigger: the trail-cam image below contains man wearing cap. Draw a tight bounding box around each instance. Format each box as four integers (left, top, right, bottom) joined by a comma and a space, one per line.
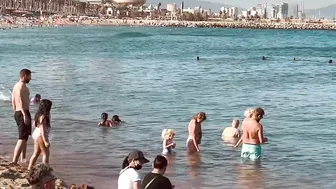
118, 150, 150, 189
141, 155, 174, 189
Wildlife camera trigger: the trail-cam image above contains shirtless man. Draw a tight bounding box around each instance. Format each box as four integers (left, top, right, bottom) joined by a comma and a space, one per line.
186, 112, 206, 153
234, 108, 268, 160
222, 119, 240, 144
11, 69, 32, 164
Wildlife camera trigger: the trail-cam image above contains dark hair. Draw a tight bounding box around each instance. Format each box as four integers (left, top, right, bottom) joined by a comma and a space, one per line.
20, 69, 31, 77
34, 99, 52, 127
112, 115, 121, 122
122, 156, 130, 169
153, 155, 168, 170
101, 113, 108, 121
253, 107, 265, 118
193, 112, 206, 122
26, 163, 53, 185
35, 94, 41, 98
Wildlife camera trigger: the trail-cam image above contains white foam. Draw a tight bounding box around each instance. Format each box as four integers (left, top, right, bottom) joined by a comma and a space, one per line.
0, 84, 11, 101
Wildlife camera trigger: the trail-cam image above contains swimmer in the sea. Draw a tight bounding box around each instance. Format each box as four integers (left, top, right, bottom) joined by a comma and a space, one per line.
329, 59, 333, 63
98, 113, 112, 127
30, 94, 41, 104
186, 112, 206, 153
262, 56, 266, 60
161, 129, 176, 155
197, 56, 200, 61
222, 119, 240, 141
111, 115, 122, 126
234, 108, 268, 161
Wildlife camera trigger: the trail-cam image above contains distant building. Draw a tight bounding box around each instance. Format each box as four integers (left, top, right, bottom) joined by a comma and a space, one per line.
167, 3, 177, 13
277, 2, 288, 19
79, 0, 102, 4
291, 4, 299, 18
229, 7, 238, 17
270, 5, 279, 19
242, 10, 248, 18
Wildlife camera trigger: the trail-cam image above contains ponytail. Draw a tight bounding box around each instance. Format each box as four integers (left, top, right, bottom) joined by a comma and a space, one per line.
122, 156, 129, 169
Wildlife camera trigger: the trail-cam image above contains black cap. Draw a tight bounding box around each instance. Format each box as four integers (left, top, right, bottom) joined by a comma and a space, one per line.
128, 150, 149, 164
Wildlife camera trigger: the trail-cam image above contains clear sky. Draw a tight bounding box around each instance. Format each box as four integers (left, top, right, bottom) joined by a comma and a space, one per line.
211, 0, 334, 9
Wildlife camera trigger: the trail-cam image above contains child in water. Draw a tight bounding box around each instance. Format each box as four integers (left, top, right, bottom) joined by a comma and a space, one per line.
161, 129, 176, 155
111, 115, 123, 126
30, 94, 41, 104
98, 113, 112, 127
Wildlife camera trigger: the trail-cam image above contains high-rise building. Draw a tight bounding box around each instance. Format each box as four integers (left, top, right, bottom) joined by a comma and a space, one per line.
270, 4, 279, 19
277, 2, 288, 19
229, 7, 238, 17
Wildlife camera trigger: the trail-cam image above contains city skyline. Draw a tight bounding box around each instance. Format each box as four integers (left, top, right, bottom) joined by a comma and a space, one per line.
209, 0, 333, 9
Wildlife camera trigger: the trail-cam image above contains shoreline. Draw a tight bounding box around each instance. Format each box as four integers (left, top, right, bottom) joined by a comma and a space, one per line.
1, 18, 336, 31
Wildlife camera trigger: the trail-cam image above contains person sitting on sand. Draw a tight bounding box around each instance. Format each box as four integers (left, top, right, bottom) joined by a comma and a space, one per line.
222, 119, 240, 141
118, 150, 150, 189
28, 99, 52, 170
98, 113, 112, 127
141, 155, 174, 189
234, 108, 268, 161
161, 129, 176, 155
31, 94, 41, 104
186, 112, 206, 153
111, 115, 123, 126
26, 163, 56, 189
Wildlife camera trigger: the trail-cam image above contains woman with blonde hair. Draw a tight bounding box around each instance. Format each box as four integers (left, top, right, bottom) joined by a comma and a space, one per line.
186, 112, 206, 153
161, 129, 176, 155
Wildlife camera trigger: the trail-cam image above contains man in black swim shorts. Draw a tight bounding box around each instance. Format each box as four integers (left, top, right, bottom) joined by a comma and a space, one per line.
11, 69, 32, 164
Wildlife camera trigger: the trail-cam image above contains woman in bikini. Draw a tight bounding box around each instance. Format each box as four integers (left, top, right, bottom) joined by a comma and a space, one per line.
28, 99, 52, 170
186, 112, 206, 153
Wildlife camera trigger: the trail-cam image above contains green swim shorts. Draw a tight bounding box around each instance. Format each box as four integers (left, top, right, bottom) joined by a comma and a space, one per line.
241, 143, 262, 160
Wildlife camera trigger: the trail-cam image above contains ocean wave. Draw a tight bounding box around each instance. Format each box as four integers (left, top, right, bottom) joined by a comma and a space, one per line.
0, 85, 11, 101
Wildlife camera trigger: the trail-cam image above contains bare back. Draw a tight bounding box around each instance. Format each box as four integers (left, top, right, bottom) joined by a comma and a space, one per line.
241, 119, 263, 145
12, 81, 30, 111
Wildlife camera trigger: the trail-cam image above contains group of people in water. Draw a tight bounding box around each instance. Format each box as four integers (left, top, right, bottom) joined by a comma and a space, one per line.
117, 108, 268, 189
98, 113, 123, 127
9, 68, 268, 189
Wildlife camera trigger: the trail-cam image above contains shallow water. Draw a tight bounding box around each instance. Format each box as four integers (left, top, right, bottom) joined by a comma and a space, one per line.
0, 27, 336, 188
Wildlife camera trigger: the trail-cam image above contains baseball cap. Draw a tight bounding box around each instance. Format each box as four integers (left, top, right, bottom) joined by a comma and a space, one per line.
128, 150, 150, 164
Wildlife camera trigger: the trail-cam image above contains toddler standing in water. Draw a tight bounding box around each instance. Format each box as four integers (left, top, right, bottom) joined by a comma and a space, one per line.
161, 129, 176, 155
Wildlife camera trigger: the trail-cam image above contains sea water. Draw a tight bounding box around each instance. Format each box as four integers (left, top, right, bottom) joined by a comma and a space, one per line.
0, 27, 335, 188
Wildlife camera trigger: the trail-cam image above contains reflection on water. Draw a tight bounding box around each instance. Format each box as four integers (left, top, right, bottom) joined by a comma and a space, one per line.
187, 153, 201, 179
236, 161, 264, 189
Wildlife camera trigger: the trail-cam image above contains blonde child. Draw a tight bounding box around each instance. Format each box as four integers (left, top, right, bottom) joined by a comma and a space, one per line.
161, 129, 176, 155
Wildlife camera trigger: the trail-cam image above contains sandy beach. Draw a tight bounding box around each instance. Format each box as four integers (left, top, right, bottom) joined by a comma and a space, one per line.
0, 157, 67, 189
1, 17, 336, 30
